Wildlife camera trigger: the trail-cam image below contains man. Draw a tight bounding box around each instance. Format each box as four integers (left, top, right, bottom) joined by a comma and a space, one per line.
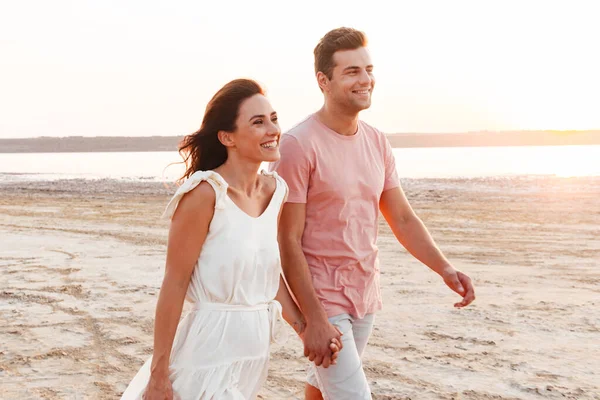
270, 27, 475, 400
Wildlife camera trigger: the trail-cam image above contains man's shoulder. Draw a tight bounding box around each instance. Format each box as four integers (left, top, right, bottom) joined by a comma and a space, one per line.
358, 119, 386, 138
358, 119, 391, 151
283, 114, 320, 145
275, 116, 315, 165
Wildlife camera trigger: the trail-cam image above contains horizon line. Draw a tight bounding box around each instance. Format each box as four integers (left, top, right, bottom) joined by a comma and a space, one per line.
3, 129, 600, 140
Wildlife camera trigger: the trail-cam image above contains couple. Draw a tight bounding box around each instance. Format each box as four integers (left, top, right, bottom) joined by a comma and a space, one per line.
121, 27, 475, 400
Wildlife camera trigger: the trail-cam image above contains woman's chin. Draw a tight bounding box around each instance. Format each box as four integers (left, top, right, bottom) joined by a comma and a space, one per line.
260, 150, 281, 163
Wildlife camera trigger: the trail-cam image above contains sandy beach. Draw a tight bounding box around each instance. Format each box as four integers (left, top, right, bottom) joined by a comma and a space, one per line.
1, 176, 599, 400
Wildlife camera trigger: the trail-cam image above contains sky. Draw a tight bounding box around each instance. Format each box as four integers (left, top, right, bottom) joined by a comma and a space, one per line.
1, 0, 599, 138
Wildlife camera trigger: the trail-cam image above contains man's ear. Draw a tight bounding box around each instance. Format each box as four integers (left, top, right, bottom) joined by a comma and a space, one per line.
217, 130, 235, 148
316, 71, 330, 93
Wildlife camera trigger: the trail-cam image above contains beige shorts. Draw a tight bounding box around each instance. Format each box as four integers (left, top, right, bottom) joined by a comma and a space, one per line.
306, 313, 375, 400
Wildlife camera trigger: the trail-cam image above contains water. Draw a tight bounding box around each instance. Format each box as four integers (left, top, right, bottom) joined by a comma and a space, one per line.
1, 145, 599, 182
0, 151, 185, 182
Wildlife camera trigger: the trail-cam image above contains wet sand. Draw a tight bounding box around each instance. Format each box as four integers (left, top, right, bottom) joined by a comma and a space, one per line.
1, 177, 599, 399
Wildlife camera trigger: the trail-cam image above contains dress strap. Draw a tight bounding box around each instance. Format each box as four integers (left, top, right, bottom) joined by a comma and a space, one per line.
162, 170, 229, 220
260, 170, 289, 205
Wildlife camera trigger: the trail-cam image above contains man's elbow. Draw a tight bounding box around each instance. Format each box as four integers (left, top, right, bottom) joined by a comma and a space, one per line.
391, 212, 420, 235
278, 230, 303, 250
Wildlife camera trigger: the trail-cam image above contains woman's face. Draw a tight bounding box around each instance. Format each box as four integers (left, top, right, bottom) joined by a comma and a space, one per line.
224, 94, 281, 164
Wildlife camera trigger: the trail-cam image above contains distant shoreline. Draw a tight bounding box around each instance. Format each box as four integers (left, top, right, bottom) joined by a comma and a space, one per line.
1, 131, 599, 153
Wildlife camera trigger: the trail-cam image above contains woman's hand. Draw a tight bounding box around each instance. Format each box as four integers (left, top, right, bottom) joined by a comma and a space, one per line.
142, 375, 174, 400
329, 337, 342, 365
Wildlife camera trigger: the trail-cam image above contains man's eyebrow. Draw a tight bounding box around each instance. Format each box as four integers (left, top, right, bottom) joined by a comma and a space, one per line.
342, 65, 374, 72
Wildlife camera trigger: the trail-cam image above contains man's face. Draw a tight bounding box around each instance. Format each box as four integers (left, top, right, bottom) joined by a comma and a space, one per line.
324, 47, 375, 114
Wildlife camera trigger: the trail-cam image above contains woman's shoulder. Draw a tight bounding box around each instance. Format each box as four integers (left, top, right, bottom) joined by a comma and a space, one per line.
261, 170, 288, 202
181, 180, 217, 204
261, 170, 287, 190
162, 170, 228, 220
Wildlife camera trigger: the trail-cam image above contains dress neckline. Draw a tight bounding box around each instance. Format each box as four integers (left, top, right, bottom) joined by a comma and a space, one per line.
212, 170, 279, 220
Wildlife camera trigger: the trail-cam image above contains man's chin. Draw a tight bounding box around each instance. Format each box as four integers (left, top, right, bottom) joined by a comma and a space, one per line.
334, 98, 372, 114
352, 100, 372, 113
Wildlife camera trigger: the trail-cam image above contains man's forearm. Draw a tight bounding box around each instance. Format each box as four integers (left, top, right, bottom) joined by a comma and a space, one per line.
391, 215, 452, 275
275, 276, 306, 334
279, 239, 328, 322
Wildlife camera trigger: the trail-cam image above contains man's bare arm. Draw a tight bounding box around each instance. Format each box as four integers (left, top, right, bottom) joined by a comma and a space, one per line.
278, 203, 342, 367
379, 186, 475, 307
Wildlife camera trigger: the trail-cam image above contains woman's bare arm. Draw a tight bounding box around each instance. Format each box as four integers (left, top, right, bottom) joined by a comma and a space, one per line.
143, 182, 215, 399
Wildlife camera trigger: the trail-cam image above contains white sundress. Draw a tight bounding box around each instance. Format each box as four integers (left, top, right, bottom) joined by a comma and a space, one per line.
121, 170, 288, 400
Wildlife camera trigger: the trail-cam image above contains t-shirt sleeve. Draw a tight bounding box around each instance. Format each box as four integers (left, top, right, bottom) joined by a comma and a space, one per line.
269, 134, 310, 203
382, 134, 400, 191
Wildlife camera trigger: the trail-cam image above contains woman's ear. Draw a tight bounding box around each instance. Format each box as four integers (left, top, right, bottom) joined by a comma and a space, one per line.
217, 130, 235, 148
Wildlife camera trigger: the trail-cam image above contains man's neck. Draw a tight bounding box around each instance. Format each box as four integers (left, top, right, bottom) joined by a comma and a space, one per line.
316, 104, 359, 136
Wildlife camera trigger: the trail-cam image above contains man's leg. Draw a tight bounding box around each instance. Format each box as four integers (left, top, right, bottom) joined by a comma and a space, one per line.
352, 313, 375, 358
305, 383, 324, 400
305, 314, 375, 400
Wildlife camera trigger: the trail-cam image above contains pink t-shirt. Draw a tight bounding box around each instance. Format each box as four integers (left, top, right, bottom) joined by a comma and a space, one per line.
269, 114, 400, 318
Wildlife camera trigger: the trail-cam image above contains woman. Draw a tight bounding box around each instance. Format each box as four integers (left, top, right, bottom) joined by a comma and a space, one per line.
121, 79, 340, 400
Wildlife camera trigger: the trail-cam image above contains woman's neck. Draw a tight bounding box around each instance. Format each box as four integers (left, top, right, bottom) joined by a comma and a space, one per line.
215, 157, 262, 195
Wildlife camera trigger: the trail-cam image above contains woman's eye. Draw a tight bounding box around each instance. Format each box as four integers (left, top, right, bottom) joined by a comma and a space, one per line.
254, 119, 263, 125
272, 117, 278, 123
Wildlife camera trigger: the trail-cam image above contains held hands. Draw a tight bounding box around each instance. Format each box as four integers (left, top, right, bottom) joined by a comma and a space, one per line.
441, 265, 476, 308
328, 337, 342, 366
295, 316, 343, 369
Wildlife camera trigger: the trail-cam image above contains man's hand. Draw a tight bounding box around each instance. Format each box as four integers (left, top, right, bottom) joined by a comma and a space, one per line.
303, 317, 343, 368
441, 266, 475, 308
